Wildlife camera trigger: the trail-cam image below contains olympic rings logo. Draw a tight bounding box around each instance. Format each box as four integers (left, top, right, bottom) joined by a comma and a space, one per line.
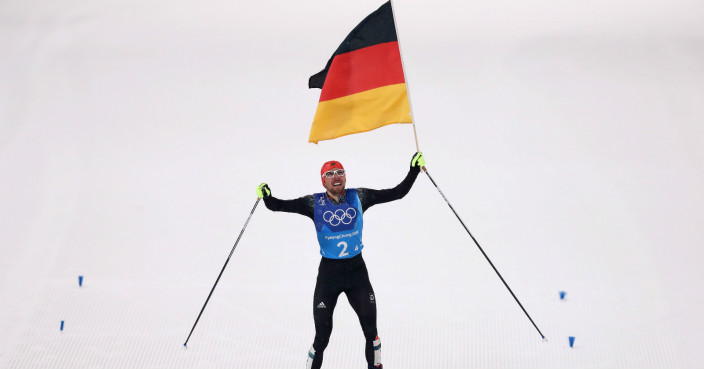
322, 208, 357, 226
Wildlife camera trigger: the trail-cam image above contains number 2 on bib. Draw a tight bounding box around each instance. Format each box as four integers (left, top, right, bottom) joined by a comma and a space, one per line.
337, 241, 349, 257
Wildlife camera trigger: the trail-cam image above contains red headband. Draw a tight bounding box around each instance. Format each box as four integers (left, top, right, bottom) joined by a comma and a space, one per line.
321, 161, 344, 184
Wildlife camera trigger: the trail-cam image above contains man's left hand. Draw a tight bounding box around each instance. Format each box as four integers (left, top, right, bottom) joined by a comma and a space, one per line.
411, 152, 425, 168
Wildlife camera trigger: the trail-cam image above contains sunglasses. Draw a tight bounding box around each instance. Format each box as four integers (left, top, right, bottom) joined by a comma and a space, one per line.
321, 169, 346, 178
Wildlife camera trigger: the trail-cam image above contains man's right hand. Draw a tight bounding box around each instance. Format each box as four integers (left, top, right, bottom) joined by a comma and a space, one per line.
256, 183, 271, 198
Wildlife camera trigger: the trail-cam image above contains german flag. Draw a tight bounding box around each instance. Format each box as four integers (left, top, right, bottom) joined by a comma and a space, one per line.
308, 1, 412, 144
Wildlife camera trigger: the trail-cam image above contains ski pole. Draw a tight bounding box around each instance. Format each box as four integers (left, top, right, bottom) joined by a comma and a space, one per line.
423, 169, 546, 340
184, 197, 261, 347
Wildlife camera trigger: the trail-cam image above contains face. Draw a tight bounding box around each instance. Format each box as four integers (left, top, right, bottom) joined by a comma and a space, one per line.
322, 169, 346, 197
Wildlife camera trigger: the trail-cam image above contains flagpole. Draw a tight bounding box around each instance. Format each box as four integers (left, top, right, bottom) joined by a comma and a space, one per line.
389, 0, 421, 154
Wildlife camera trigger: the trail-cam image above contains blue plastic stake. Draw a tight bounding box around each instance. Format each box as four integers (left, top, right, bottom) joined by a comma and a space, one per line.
78, 275, 83, 287
60, 321, 64, 331
559, 291, 566, 300
569, 336, 575, 348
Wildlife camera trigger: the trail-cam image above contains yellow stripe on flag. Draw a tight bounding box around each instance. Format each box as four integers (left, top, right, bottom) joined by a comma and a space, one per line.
309, 83, 412, 143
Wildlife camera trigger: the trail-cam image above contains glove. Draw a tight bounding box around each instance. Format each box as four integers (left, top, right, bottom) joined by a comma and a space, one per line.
411, 152, 425, 168
256, 183, 271, 198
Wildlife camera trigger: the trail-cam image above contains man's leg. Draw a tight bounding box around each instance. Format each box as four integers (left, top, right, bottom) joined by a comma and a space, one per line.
307, 270, 341, 369
346, 269, 381, 369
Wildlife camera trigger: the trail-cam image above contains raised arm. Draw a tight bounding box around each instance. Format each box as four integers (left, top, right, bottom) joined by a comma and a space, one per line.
256, 183, 315, 220
356, 152, 425, 212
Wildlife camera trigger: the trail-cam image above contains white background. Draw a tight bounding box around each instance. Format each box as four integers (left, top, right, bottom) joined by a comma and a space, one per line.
1, 0, 703, 368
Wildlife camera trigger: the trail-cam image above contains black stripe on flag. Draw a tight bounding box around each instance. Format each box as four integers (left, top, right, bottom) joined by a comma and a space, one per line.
309, 1, 397, 89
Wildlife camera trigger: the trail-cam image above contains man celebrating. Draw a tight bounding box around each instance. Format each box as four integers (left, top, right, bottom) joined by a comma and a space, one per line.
256, 152, 425, 369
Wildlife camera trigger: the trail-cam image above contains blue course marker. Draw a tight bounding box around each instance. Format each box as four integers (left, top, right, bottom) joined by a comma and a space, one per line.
559, 291, 566, 300
569, 336, 575, 348
78, 275, 83, 287
60, 321, 64, 332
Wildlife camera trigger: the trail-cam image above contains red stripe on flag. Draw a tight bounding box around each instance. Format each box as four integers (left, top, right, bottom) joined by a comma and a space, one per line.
319, 41, 405, 102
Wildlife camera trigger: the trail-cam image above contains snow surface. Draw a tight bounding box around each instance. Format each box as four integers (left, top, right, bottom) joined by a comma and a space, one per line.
1, 0, 703, 368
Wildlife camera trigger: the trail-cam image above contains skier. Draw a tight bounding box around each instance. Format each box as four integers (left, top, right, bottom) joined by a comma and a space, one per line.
255, 152, 425, 369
